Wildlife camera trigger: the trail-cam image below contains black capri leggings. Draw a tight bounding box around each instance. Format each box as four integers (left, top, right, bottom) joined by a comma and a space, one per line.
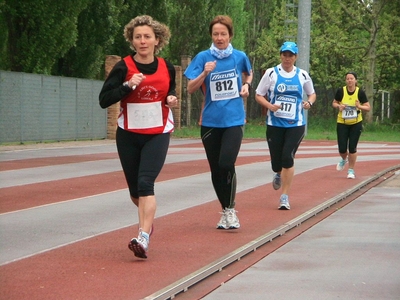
266, 125, 305, 172
336, 122, 363, 154
116, 126, 170, 198
201, 125, 243, 209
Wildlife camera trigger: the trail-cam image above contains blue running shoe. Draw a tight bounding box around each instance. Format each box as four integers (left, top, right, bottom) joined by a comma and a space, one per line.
347, 169, 356, 179
336, 158, 347, 171
278, 194, 290, 210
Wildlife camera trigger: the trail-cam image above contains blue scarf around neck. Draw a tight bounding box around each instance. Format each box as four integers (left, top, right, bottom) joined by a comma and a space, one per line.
210, 43, 233, 59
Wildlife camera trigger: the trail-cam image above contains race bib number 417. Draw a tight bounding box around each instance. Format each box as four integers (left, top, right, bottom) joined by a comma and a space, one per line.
274, 95, 297, 120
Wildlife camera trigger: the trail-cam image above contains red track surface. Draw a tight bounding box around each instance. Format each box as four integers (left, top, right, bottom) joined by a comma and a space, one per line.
1, 140, 399, 300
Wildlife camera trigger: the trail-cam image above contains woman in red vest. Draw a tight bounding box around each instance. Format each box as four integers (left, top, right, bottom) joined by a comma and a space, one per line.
99, 15, 178, 259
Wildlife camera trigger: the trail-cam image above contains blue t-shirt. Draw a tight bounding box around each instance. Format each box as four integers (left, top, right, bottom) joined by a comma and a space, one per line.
184, 49, 252, 127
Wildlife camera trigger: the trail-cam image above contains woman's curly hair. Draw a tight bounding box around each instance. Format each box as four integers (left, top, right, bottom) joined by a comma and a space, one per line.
124, 15, 171, 54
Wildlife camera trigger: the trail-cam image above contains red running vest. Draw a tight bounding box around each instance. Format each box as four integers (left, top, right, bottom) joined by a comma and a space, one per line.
118, 56, 174, 134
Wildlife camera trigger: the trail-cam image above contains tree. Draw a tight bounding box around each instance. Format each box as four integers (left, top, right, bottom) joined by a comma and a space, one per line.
375, 0, 400, 91
310, 0, 359, 117
54, 0, 126, 79
0, 0, 8, 69
165, 0, 212, 65
310, 0, 399, 123
2, 0, 90, 74
337, 0, 390, 123
269, 0, 400, 123
55, 0, 170, 79
242, 0, 278, 118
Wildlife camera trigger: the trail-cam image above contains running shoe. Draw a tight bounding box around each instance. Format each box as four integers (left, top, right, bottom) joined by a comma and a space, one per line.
278, 194, 290, 210
225, 208, 240, 229
216, 210, 227, 229
272, 173, 282, 190
128, 232, 149, 259
347, 169, 356, 179
336, 158, 347, 171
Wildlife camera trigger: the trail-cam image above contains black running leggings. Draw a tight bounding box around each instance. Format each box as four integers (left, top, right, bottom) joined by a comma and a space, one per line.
336, 122, 362, 154
201, 126, 243, 210
266, 125, 305, 172
116, 127, 170, 198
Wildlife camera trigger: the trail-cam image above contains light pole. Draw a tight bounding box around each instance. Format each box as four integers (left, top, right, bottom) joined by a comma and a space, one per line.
296, 0, 312, 134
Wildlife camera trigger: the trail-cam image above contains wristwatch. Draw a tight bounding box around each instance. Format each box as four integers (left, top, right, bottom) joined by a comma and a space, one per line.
123, 81, 137, 90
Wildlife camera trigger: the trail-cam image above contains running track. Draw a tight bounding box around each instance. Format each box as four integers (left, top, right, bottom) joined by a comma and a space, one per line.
1, 139, 399, 299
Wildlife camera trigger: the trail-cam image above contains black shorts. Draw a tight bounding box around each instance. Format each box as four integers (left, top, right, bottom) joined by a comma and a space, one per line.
116, 127, 170, 198
266, 125, 305, 171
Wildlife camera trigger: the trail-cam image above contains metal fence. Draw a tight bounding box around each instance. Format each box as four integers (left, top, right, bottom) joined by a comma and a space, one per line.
0, 71, 106, 143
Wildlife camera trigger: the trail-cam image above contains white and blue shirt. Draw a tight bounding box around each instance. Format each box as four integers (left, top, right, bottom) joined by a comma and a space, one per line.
256, 64, 315, 128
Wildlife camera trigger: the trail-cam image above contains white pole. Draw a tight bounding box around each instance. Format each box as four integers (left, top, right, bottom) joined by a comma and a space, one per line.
297, 0, 311, 134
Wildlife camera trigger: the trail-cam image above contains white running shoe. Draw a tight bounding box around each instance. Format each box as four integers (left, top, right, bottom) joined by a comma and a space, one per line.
272, 173, 282, 190
225, 208, 240, 229
278, 194, 290, 210
216, 210, 227, 229
129, 231, 149, 259
336, 158, 347, 171
347, 169, 356, 179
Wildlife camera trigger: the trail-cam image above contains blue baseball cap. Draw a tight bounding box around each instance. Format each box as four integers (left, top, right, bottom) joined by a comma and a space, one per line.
280, 41, 298, 54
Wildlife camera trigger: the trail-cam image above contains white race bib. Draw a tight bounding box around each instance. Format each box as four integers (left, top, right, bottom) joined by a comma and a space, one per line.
341, 106, 357, 120
127, 102, 163, 129
274, 95, 297, 120
209, 69, 239, 101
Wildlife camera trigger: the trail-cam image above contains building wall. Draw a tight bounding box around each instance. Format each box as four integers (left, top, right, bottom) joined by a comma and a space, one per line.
0, 71, 106, 143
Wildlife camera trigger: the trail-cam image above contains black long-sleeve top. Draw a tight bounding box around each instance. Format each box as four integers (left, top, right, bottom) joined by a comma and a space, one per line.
99, 54, 176, 109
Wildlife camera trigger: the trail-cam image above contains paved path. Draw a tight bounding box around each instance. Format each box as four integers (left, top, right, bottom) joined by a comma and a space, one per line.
202, 172, 400, 300
1, 139, 399, 299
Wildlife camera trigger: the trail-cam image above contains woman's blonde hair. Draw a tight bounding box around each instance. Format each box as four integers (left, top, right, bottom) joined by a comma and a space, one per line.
124, 15, 171, 54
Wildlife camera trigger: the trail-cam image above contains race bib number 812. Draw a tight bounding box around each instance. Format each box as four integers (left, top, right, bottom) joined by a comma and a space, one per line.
209, 69, 239, 101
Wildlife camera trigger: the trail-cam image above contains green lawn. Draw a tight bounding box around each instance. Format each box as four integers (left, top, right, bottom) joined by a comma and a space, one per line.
172, 118, 400, 143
